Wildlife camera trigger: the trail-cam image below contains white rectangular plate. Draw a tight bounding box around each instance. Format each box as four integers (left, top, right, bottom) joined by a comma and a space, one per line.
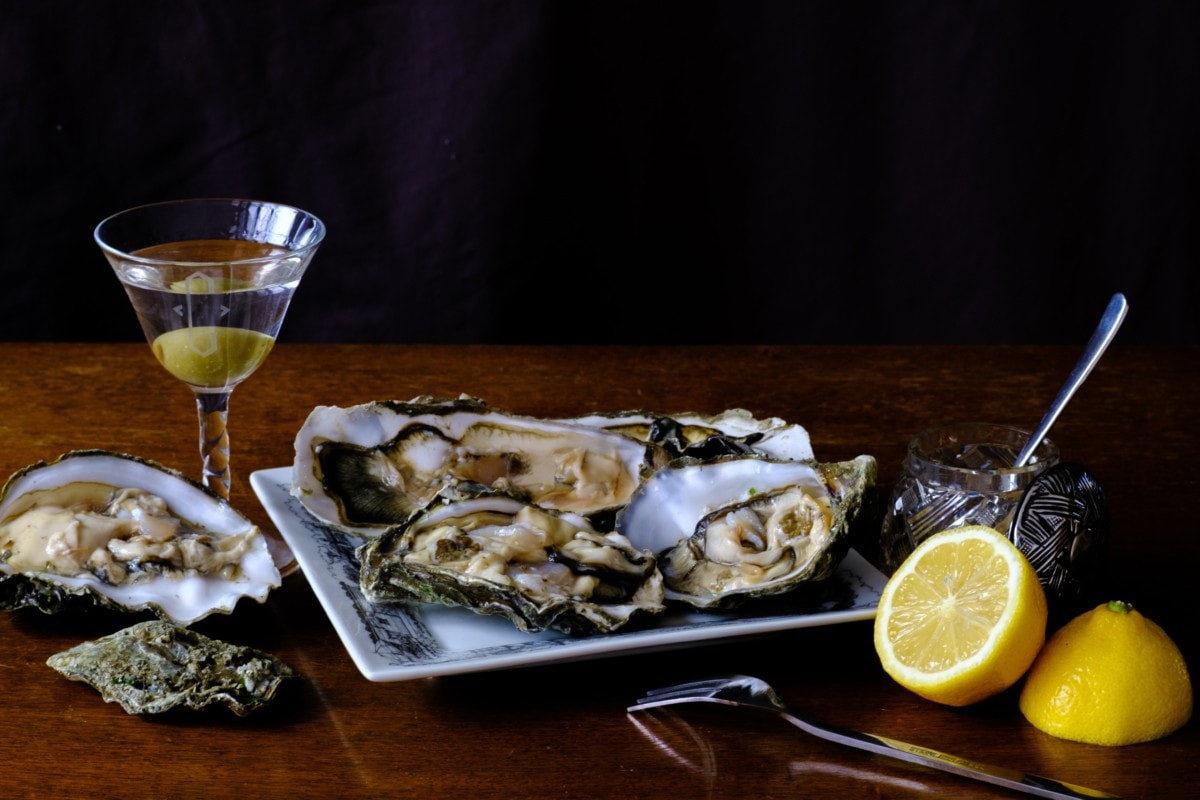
251, 467, 887, 682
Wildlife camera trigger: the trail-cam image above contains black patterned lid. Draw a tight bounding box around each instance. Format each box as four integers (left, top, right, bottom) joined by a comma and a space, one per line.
1010, 462, 1109, 604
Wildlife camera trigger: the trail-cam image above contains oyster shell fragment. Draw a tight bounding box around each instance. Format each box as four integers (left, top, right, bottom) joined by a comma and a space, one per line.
616, 455, 876, 609
292, 396, 658, 536
0, 451, 280, 625
47, 620, 296, 716
358, 488, 665, 634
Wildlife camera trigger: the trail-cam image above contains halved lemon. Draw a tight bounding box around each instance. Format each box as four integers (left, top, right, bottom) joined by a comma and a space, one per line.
1020, 600, 1193, 745
873, 525, 1048, 707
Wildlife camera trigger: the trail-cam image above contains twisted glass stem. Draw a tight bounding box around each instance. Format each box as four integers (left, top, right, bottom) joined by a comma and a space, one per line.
195, 390, 232, 500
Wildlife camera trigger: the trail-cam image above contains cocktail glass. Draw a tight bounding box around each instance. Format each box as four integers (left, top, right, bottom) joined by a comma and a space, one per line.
95, 198, 325, 499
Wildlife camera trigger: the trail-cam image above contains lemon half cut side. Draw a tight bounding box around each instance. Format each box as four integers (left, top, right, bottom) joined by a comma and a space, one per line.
874, 525, 1048, 707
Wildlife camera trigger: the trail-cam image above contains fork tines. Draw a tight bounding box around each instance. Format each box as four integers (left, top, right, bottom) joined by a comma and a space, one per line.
626, 675, 758, 712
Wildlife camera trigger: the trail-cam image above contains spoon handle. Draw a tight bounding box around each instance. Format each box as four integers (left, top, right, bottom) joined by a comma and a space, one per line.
1015, 293, 1129, 467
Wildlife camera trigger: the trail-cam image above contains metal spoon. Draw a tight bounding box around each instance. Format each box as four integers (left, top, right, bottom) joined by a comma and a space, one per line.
1015, 293, 1129, 467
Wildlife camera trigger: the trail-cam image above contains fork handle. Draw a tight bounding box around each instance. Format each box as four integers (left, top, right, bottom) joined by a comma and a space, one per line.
781, 712, 1118, 799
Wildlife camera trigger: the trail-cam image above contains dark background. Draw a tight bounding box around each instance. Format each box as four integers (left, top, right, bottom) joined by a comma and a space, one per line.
2, 0, 1196, 345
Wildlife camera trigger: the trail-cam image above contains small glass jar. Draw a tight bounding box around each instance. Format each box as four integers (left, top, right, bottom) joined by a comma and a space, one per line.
879, 422, 1059, 573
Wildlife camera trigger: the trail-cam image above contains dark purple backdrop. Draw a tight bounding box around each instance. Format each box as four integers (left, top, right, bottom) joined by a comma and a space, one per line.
2, 1, 1196, 344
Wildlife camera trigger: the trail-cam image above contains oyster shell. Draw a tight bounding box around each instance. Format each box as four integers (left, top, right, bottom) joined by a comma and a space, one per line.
47, 620, 296, 716
616, 454, 876, 609
0, 451, 281, 625
292, 396, 658, 536
563, 408, 814, 462
357, 487, 665, 634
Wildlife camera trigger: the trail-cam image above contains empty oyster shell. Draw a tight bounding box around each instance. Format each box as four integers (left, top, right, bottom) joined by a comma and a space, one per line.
358, 487, 665, 634
47, 620, 296, 716
292, 396, 659, 536
0, 451, 281, 625
616, 454, 876, 609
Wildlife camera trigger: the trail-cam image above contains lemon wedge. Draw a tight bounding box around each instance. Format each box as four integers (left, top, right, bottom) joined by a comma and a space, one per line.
874, 525, 1048, 706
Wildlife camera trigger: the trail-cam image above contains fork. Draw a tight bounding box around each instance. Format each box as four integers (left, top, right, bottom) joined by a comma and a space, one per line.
628, 675, 1118, 800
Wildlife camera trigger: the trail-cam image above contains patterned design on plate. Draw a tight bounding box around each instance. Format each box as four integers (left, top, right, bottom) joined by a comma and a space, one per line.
285, 494, 441, 663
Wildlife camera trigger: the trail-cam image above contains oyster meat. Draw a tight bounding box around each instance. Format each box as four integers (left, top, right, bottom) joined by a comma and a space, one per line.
292, 396, 658, 536
358, 487, 665, 634
47, 619, 296, 716
616, 454, 876, 609
564, 408, 814, 462
0, 451, 281, 625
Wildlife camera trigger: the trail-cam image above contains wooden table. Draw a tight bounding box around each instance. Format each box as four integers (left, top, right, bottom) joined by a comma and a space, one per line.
1, 343, 1195, 799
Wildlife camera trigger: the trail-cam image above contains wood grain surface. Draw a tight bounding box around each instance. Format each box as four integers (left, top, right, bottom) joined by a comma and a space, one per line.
0, 343, 1193, 799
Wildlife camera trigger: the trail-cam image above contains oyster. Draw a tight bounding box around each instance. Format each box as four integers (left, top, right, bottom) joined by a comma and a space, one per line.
292, 396, 658, 536
47, 620, 296, 716
564, 408, 814, 462
616, 454, 876, 609
0, 451, 280, 625
358, 487, 665, 634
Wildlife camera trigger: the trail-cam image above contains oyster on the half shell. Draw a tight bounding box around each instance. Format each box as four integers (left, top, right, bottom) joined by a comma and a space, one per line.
0, 451, 280, 625
358, 487, 665, 634
616, 454, 876, 609
563, 408, 814, 462
292, 396, 659, 537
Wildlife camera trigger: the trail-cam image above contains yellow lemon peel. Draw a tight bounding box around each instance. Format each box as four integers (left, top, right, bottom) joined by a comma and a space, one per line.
1019, 600, 1193, 745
